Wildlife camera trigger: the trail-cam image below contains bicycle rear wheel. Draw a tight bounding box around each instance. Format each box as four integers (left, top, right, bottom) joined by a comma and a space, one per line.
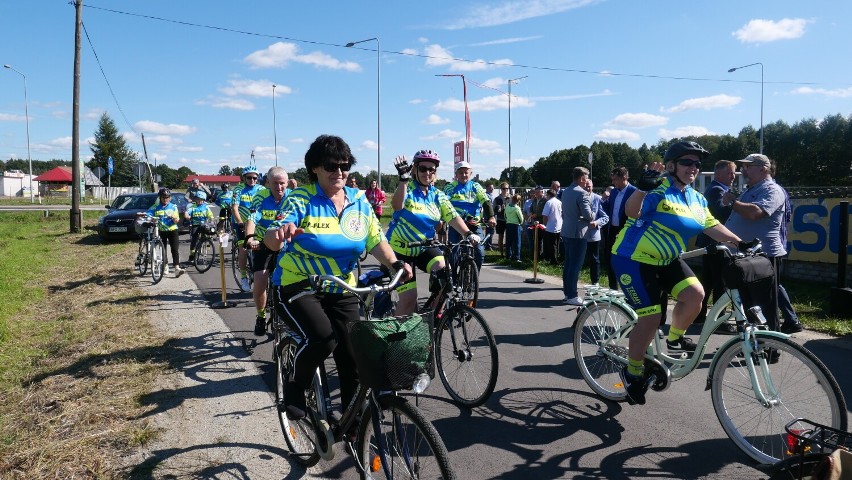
435, 304, 498, 408
573, 302, 634, 402
275, 336, 321, 467
711, 335, 848, 465
136, 238, 149, 276
150, 239, 166, 284
356, 394, 456, 479
455, 258, 479, 308
194, 236, 216, 273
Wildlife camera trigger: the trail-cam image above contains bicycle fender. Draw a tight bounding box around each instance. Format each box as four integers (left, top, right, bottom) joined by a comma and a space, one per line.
704, 330, 789, 391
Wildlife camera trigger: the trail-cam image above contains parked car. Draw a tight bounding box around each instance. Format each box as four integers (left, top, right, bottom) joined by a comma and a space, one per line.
97, 193, 190, 241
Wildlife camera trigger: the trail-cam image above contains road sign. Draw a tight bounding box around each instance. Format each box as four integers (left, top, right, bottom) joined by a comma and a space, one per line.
108, 156, 114, 175
588, 151, 594, 165
454, 141, 465, 164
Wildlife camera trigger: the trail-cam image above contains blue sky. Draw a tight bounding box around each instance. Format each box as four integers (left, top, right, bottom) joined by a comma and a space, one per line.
2, 1, 851, 182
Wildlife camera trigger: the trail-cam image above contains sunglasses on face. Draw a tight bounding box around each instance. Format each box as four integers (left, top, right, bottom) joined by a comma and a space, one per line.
245, 176, 258, 181
417, 165, 437, 173
322, 160, 352, 172
677, 159, 702, 168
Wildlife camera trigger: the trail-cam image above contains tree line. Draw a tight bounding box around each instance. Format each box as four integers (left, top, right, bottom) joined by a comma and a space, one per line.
3, 112, 849, 192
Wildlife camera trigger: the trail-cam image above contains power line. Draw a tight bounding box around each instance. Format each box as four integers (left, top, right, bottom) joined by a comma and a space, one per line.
81, 20, 137, 134
84, 4, 820, 87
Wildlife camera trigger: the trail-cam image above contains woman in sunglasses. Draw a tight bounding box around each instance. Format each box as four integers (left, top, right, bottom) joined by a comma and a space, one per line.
610, 141, 743, 406
263, 134, 412, 420
386, 149, 480, 316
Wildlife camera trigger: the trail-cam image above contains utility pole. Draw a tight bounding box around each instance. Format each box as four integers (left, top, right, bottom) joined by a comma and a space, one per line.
70, 0, 83, 232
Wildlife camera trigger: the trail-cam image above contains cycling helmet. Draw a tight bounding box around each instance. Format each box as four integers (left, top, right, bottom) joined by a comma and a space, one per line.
412, 149, 440, 166
242, 165, 259, 176
158, 187, 171, 197
195, 191, 207, 201
220, 183, 229, 190
663, 141, 710, 162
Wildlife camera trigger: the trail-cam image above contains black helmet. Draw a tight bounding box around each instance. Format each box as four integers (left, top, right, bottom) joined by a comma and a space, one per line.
221, 183, 228, 190
663, 141, 710, 162
158, 187, 171, 197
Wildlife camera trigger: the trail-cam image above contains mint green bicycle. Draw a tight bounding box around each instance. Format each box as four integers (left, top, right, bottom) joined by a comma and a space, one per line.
573, 244, 847, 465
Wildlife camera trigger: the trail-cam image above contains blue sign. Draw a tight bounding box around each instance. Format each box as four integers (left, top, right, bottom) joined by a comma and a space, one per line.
108, 156, 114, 175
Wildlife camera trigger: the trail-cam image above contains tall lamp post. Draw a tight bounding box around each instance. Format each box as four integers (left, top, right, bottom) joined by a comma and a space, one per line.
727, 62, 764, 154
272, 84, 278, 166
4, 64, 34, 202
507, 76, 527, 185
345, 37, 381, 190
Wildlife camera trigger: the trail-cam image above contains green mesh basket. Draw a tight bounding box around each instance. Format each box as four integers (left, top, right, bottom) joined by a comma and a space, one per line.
349, 312, 434, 391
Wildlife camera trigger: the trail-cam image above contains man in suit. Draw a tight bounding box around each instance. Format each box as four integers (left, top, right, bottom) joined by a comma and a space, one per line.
603, 166, 637, 289
583, 178, 609, 286
560, 167, 595, 306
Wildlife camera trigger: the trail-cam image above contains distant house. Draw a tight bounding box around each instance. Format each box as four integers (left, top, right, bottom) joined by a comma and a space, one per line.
34, 166, 103, 196
183, 174, 241, 188
0, 169, 39, 197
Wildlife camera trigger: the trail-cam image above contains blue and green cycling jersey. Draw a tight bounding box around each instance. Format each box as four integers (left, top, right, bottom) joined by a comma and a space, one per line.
612, 176, 719, 266
269, 184, 383, 292
443, 180, 490, 224
216, 190, 233, 210
231, 183, 266, 224
145, 201, 180, 231
386, 181, 458, 257
186, 203, 214, 226
249, 189, 290, 238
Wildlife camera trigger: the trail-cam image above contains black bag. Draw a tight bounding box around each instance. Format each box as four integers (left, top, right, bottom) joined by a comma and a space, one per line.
722, 255, 777, 328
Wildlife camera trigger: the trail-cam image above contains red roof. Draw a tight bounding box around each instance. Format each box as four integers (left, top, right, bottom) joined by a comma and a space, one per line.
34, 166, 73, 182
184, 174, 241, 185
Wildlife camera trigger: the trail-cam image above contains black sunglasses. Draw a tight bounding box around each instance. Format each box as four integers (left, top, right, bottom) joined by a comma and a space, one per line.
322, 160, 352, 172
417, 165, 437, 173
677, 159, 702, 168
245, 176, 258, 181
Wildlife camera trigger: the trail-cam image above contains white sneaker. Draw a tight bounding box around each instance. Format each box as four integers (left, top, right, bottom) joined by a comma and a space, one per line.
164, 265, 171, 275
239, 277, 251, 291
175, 266, 186, 277
564, 297, 584, 306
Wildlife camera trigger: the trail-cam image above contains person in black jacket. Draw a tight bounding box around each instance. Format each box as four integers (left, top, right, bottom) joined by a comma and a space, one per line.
602, 167, 637, 289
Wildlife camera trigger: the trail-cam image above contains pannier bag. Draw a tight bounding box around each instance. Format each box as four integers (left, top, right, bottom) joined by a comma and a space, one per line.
349, 312, 434, 391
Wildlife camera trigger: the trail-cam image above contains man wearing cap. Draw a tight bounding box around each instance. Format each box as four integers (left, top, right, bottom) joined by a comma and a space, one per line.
722, 153, 803, 334
444, 161, 495, 270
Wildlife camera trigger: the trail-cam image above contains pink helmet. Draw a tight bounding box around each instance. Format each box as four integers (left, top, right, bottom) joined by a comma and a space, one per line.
412, 149, 440, 166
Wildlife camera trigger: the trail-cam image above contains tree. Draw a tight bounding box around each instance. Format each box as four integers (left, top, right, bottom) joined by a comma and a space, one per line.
218, 165, 233, 176
86, 112, 140, 187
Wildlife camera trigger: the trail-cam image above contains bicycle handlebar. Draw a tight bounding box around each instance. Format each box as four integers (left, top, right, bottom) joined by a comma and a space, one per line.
406, 235, 485, 249
679, 239, 763, 260
288, 268, 406, 303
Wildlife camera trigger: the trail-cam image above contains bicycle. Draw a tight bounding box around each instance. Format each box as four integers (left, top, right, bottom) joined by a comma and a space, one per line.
191, 222, 217, 273
367, 240, 499, 408
230, 230, 254, 292
767, 418, 851, 479
573, 243, 847, 465
133, 214, 166, 284
273, 270, 457, 479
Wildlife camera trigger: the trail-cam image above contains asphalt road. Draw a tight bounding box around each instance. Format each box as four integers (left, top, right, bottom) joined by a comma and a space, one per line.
176, 236, 852, 480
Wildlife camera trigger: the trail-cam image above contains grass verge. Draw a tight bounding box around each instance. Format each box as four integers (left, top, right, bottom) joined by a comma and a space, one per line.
0, 211, 170, 478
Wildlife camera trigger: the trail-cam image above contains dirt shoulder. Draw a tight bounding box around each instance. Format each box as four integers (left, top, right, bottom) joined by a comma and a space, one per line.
123, 272, 319, 479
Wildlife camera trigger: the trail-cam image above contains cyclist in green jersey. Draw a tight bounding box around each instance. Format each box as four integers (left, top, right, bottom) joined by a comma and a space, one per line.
387, 150, 481, 316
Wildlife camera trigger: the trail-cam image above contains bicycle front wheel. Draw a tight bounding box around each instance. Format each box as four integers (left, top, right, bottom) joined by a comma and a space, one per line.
194, 236, 216, 273
356, 394, 456, 480
136, 238, 149, 276
435, 304, 498, 408
711, 335, 848, 465
150, 239, 166, 284
456, 258, 479, 308
275, 337, 320, 467
573, 302, 634, 402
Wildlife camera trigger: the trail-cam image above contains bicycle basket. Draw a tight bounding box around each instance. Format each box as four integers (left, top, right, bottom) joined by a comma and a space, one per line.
349, 312, 435, 391
134, 215, 154, 235
722, 254, 774, 290
201, 221, 217, 235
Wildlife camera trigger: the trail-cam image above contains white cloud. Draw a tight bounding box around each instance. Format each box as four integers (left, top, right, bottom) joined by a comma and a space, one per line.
424, 44, 512, 72
608, 113, 668, 128
470, 135, 503, 156
245, 42, 361, 72
422, 129, 462, 140
433, 94, 534, 112
658, 126, 715, 139
594, 129, 640, 141
82, 108, 103, 121
176, 146, 204, 153
219, 79, 291, 98
0, 113, 25, 122
733, 18, 809, 43
197, 97, 256, 111
469, 35, 542, 47
446, 0, 600, 29
361, 140, 378, 151
424, 114, 450, 125
531, 90, 614, 101
409, 99, 426, 105
790, 86, 852, 98
401, 48, 418, 56
664, 94, 741, 113
135, 121, 197, 136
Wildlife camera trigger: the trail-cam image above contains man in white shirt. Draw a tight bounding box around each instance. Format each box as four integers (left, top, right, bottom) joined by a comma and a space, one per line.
541, 189, 562, 264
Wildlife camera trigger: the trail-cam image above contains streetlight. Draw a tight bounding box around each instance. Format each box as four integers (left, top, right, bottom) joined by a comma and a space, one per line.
728, 62, 764, 154
507, 76, 527, 185
272, 84, 278, 166
345, 37, 381, 190
4, 64, 34, 202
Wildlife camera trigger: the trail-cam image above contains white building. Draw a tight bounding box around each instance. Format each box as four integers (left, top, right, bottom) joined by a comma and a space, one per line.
0, 169, 39, 197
